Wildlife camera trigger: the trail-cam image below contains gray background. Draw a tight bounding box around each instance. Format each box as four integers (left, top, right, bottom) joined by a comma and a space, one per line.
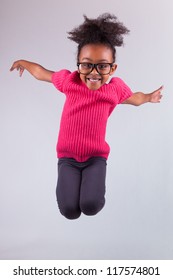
0, 0, 173, 259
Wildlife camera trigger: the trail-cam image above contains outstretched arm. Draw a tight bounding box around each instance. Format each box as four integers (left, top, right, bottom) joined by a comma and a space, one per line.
123, 86, 163, 106
10, 60, 54, 82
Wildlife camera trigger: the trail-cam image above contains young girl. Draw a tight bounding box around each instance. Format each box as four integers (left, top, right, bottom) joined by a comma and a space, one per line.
10, 13, 163, 220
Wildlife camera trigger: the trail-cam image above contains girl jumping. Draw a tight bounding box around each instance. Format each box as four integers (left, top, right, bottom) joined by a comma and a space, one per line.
10, 13, 163, 219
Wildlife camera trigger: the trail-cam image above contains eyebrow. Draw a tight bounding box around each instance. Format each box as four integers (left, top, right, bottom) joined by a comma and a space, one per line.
80, 58, 109, 63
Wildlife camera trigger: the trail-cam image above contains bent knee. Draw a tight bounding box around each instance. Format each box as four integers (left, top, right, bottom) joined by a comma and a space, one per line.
81, 199, 105, 216
59, 205, 81, 220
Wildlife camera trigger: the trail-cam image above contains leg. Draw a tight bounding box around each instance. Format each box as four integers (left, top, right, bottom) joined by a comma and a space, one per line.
80, 157, 107, 216
56, 158, 82, 220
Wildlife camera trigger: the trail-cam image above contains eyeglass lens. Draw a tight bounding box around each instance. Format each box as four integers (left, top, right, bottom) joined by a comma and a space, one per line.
78, 63, 112, 74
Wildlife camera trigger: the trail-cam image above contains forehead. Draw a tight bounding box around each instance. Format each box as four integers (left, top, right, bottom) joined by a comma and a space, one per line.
79, 44, 113, 62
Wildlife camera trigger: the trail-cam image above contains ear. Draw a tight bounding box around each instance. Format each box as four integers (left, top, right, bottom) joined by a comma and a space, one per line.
110, 64, 117, 76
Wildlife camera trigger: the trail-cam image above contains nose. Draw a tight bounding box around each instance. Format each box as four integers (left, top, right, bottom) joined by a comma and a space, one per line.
91, 64, 99, 74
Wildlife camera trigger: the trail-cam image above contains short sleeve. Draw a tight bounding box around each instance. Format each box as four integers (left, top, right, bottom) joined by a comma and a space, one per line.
51, 69, 71, 93
110, 77, 133, 104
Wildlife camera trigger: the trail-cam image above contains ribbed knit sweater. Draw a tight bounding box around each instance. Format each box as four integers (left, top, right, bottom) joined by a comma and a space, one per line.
52, 70, 133, 162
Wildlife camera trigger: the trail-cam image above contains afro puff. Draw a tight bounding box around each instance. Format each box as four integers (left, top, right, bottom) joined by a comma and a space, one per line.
68, 13, 130, 61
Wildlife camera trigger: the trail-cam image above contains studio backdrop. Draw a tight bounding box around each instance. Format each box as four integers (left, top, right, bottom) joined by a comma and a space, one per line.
0, 0, 173, 259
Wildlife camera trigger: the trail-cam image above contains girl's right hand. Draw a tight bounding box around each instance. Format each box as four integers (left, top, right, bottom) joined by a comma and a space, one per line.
10, 59, 54, 82
10, 60, 25, 77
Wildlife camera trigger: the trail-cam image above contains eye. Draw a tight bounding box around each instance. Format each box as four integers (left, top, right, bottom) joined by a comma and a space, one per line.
81, 63, 92, 69
97, 63, 109, 70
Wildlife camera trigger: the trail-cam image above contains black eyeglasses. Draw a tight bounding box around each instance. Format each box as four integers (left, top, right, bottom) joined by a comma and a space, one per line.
77, 62, 114, 75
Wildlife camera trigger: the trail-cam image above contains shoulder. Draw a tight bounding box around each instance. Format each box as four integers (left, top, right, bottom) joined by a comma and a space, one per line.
52, 70, 81, 92
108, 77, 127, 87
52, 69, 77, 84
106, 77, 133, 103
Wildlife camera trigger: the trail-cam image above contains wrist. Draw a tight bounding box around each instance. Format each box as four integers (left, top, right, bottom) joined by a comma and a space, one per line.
146, 93, 152, 103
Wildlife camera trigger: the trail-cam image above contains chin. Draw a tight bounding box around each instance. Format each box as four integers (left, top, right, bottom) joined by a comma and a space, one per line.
85, 81, 103, 91
87, 85, 101, 90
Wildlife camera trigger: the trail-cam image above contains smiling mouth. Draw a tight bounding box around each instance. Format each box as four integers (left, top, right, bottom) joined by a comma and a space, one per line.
87, 77, 101, 82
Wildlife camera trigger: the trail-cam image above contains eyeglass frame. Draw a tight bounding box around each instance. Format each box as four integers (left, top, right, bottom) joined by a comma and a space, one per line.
77, 62, 115, 75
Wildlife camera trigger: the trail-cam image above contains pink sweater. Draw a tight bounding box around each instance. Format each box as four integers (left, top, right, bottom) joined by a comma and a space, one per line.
52, 70, 133, 162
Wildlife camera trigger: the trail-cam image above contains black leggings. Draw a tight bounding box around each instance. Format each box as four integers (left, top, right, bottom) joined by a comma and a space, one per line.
56, 157, 107, 219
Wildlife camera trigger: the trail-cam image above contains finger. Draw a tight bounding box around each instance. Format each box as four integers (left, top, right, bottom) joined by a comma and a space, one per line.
10, 65, 15, 71
10, 62, 18, 71
10, 64, 18, 71
157, 85, 164, 92
157, 94, 163, 102
19, 68, 24, 77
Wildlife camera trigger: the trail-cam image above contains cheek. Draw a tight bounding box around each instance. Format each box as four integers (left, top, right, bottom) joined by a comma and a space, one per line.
79, 73, 84, 79
79, 74, 87, 84
102, 75, 110, 83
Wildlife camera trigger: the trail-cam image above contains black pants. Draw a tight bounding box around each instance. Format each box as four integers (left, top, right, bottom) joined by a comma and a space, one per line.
56, 157, 107, 219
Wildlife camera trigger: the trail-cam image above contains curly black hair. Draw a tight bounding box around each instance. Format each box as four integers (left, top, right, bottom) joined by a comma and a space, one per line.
68, 13, 130, 62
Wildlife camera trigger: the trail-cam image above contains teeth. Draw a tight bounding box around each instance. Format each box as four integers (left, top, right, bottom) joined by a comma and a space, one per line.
88, 78, 100, 82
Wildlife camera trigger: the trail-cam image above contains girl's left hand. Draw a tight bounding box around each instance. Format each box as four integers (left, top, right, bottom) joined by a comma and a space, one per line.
150, 85, 163, 103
